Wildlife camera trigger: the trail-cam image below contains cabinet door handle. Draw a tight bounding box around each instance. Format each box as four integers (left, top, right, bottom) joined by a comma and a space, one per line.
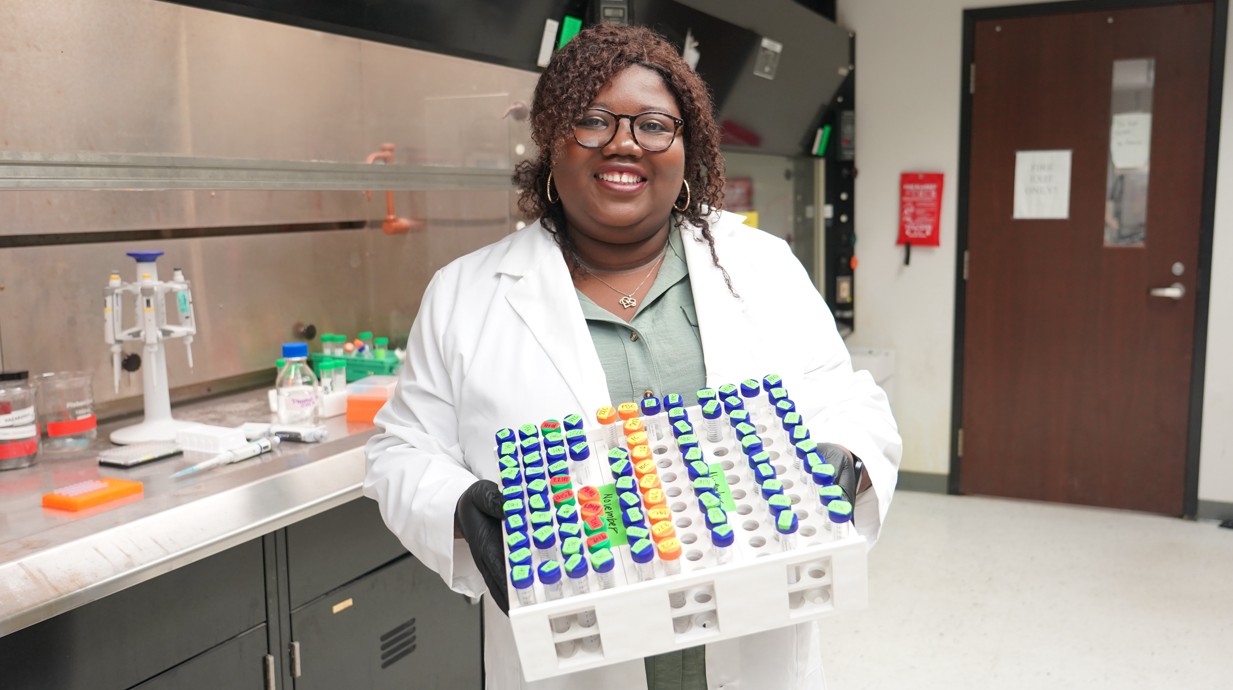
263, 653, 276, 690
290, 641, 302, 678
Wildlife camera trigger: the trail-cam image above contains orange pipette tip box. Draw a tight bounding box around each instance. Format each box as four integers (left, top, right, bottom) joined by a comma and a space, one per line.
42, 478, 143, 511
617, 402, 640, 420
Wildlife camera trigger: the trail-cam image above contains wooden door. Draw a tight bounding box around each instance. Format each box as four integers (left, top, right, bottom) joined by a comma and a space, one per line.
961, 3, 1214, 514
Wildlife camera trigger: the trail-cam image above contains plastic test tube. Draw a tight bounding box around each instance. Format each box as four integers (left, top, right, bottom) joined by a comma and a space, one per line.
597, 406, 620, 452
829, 499, 853, 540
564, 554, 599, 630
569, 441, 594, 486
658, 538, 689, 632
630, 538, 657, 581
590, 548, 617, 590
640, 397, 664, 440
701, 400, 723, 443
511, 565, 536, 607
711, 524, 735, 565
818, 484, 845, 523
778, 511, 801, 587
332, 360, 346, 391
533, 525, 559, 563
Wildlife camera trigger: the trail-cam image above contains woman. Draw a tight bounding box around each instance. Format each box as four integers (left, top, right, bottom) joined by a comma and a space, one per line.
365, 24, 901, 690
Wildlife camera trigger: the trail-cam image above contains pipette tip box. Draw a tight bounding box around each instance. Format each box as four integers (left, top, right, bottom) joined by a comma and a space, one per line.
43, 478, 144, 511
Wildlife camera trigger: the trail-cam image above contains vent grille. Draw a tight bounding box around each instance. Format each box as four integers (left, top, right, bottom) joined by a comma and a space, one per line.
380, 617, 417, 669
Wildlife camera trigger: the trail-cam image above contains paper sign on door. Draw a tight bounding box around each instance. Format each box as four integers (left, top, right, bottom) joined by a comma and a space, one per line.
1013, 150, 1072, 220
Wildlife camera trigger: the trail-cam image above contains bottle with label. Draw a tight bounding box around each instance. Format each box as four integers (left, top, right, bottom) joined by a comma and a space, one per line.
0, 371, 40, 470
275, 343, 319, 425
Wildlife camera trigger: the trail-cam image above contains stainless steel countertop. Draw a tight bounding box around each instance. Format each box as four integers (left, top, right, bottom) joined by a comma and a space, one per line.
0, 389, 379, 637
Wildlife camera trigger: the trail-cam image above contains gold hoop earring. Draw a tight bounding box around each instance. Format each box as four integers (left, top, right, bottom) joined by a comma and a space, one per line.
546, 171, 559, 204
673, 180, 690, 212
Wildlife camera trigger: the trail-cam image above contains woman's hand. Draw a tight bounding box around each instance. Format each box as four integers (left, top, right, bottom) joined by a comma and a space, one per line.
454, 480, 510, 614
815, 443, 868, 505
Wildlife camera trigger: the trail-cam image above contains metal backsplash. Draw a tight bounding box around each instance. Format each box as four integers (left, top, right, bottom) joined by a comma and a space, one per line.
0, 0, 537, 410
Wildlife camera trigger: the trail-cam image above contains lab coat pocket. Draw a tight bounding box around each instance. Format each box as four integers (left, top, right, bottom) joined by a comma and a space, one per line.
681, 303, 703, 347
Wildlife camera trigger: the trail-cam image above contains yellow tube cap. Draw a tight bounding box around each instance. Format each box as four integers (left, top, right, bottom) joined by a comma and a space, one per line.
623, 417, 645, 436
617, 402, 640, 420
657, 537, 682, 560
651, 521, 677, 544
597, 406, 617, 425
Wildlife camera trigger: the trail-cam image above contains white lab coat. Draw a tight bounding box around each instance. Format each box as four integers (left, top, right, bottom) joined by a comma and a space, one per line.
364, 211, 902, 690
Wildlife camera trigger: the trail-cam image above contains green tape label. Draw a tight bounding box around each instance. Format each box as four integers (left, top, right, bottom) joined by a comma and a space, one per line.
597, 483, 629, 546
709, 464, 737, 512
176, 291, 190, 315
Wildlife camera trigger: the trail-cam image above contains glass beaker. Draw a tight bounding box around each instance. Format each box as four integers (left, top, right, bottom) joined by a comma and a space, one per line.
37, 371, 97, 452
0, 371, 40, 470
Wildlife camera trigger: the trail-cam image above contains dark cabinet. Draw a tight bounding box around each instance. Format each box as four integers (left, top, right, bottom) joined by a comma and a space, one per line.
0, 498, 481, 690
290, 555, 481, 690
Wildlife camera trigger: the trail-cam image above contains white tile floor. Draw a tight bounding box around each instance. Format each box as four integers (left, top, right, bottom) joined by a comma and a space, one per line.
822, 491, 1233, 690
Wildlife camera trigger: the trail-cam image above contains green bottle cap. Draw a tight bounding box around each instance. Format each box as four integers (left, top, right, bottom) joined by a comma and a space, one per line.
359, 331, 373, 339
276, 358, 286, 367
374, 337, 388, 345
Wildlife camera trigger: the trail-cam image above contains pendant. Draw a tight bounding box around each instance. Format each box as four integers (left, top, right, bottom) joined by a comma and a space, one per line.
619, 295, 638, 309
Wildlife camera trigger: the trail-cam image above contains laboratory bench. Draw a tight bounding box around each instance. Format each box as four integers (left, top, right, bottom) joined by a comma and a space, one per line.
0, 389, 481, 690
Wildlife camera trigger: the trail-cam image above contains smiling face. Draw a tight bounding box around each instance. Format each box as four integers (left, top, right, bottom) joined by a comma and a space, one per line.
552, 65, 686, 248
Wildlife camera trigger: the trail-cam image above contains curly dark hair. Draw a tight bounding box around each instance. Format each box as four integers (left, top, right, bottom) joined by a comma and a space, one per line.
512, 23, 734, 293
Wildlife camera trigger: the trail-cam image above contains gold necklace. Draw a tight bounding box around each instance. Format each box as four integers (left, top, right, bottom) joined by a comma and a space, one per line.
580, 241, 669, 309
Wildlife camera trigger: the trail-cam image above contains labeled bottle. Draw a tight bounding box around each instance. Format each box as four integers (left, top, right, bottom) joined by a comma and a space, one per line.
358, 331, 375, 358
276, 343, 319, 425
511, 564, 536, 607
631, 538, 657, 582
711, 524, 735, 565
374, 336, 389, 359
640, 396, 664, 440
590, 548, 617, 590
829, 500, 854, 540
597, 406, 620, 452
701, 399, 723, 443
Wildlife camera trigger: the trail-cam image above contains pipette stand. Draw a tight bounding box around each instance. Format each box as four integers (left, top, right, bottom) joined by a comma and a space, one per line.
105, 251, 201, 445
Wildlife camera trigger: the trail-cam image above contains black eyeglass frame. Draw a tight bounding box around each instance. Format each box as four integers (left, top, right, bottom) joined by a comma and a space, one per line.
572, 107, 686, 152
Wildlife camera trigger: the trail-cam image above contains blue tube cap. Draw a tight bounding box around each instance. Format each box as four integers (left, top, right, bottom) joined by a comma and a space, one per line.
749, 450, 771, 466
623, 507, 646, 528
610, 458, 633, 478
511, 564, 534, 589
812, 463, 837, 486
683, 447, 703, 465
711, 523, 735, 548
701, 399, 722, 420
508, 547, 533, 568
499, 441, 518, 458
558, 522, 583, 540
500, 468, 522, 488
608, 448, 630, 465
722, 396, 744, 414
795, 439, 819, 460
740, 379, 760, 398
630, 538, 656, 564
564, 553, 589, 578
546, 445, 567, 464
517, 423, 539, 441
667, 407, 689, 425
556, 503, 579, 523
282, 342, 309, 358
677, 434, 699, 454
754, 463, 777, 484
495, 428, 516, 445
761, 478, 785, 500
525, 466, 547, 482
762, 374, 783, 391
717, 383, 739, 397
664, 394, 684, 410
619, 491, 642, 510
734, 422, 758, 440
547, 460, 570, 477
692, 477, 717, 496
790, 426, 811, 447
590, 548, 615, 573
698, 492, 722, 512
697, 388, 718, 404
687, 460, 711, 481
533, 525, 557, 549
563, 414, 584, 431
775, 399, 796, 419
672, 420, 694, 438
705, 508, 728, 529
640, 396, 662, 416
768, 493, 792, 517
543, 432, 565, 449
776, 510, 800, 535
519, 437, 541, 456
498, 455, 520, 472
506, 531, 529, 551
768, 387, 789, 403
728, 409, 750, 427
828, 499, 854, 524
127, 250, 165, 262
502, 485, 524, 502
740, 435, 764, 457
569, 442, 591, 462
537, 560, 562, 585
505, 514, 528, 534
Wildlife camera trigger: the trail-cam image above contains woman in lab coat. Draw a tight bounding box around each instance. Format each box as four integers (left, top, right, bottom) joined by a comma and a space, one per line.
364, 23, 901, 690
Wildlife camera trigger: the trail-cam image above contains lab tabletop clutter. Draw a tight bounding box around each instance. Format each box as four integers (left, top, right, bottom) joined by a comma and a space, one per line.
498, 376, 868, 681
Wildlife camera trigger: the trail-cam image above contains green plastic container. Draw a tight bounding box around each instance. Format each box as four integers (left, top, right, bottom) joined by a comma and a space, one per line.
311, 351, 399, 382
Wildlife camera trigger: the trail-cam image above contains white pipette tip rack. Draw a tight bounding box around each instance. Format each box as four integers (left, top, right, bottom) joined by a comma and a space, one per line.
496, 386, 868, 681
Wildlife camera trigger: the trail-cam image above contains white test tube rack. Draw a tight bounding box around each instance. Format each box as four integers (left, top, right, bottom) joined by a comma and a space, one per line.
499, 395, 868, 682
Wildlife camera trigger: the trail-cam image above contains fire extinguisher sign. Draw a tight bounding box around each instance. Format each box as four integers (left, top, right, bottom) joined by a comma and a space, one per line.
898, 172, 943, 247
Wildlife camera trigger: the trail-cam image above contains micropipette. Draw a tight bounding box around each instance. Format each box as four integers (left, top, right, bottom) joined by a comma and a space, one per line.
170, 436, 280, 478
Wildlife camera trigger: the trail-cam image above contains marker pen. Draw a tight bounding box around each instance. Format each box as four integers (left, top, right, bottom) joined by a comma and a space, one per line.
701, 400, 723, 443
556, 503, 578, 524
597, 406, 620, 452
511, 564, 536, 607
590, 549, 617, 590
711, 524, 735, 565
563, 413, 584, 432
704, 507, 728, 530
538, 560, 569, 633
533, 525, 559, 563
829, 500, 854, 540
631, 538, 657, 582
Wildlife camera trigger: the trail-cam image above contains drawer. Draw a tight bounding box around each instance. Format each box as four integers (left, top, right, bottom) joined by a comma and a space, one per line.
132, 625, 268, 690
285, 497, 407, 609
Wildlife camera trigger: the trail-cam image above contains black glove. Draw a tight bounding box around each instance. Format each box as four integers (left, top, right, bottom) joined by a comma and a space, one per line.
815, 442, 864, 506
454, 480, 509, 615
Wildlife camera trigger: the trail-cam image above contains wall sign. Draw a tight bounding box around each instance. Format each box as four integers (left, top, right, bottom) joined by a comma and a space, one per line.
1013, 150, 1072, 219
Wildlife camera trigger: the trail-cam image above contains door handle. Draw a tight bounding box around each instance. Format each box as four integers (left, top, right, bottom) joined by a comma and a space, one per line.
1149, 282, 1185, 300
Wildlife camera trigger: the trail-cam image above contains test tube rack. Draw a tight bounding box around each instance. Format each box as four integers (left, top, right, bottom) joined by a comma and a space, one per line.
499, 393, 868, 681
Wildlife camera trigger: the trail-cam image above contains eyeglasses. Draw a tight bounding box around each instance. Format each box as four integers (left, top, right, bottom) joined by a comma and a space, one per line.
573, 108, 685, 152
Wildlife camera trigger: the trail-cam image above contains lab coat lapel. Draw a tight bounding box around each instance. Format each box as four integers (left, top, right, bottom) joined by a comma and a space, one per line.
500, 222, 612, 417
681, 213, 758, 387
